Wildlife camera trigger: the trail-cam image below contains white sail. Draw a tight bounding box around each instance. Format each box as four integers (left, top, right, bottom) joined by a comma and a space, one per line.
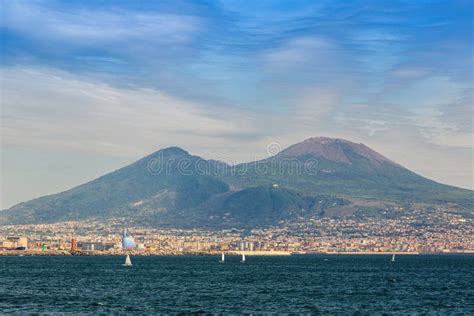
241, 253, 246, 262
220, 252, 225, 262
123, 254, 132, 266
391, 254, 396, 262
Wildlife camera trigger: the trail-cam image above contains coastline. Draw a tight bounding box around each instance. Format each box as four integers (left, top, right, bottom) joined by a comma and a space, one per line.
1, 250, 472, 256
323, 251, 420, 255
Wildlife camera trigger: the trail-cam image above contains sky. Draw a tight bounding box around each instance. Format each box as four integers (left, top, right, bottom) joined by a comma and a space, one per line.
0, 0, 473, 209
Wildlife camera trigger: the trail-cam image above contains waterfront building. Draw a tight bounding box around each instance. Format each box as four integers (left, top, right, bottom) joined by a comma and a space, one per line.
70, 238, 77, 251
0, 236, 28, 250
77, 241, 115, 251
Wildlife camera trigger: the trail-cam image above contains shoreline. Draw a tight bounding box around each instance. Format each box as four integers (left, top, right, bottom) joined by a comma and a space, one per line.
323, 251, 420, 255
1, 250, 472, 256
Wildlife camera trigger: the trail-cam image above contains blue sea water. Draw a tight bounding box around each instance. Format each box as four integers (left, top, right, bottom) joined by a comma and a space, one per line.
0, 254, 472, 314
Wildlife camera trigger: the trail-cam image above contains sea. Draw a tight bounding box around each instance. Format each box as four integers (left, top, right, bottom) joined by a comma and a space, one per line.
0, 254, 472, 314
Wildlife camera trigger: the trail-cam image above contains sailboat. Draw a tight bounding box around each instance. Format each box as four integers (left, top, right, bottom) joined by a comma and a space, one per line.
241, 252, 246, 263
391, 254, 396, 262
123, 254, 132, 267
219, 252, 225, 263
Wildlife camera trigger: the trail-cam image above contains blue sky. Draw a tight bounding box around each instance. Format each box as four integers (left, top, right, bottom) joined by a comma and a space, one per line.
1, 0, 473, 208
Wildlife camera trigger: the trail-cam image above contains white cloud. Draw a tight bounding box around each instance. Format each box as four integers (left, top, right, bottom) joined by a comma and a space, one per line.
411, 108, 473, 149
0, 67, 261, 161
1, 2, 201, 45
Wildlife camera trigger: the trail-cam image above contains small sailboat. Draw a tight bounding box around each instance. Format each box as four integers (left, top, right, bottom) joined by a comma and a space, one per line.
219, 252, 225, 263
241, 252, 246, 263
391, 254, 396, 262
123, 254, 132, 267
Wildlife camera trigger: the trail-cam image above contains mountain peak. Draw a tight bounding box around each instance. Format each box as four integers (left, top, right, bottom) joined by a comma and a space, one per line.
277, 137, 392, 165
148, 146, 190, 158
139, 146, 191, 164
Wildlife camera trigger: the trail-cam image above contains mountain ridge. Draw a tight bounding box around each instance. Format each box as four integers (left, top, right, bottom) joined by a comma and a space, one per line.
1, 137, 472, 227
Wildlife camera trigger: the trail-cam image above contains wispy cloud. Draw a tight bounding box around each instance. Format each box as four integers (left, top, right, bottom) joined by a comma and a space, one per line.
0, 67, 262, 160
1, 1, 202, 45
411, 108, 473, 149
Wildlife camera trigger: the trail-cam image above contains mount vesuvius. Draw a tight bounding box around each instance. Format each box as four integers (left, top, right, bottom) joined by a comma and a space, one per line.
1, 137, 472, 228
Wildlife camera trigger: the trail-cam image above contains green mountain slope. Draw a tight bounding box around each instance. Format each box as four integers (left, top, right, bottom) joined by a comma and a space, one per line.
218, 138, 472, 206
1, 147, 229, 224
1, 137, 472, 227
